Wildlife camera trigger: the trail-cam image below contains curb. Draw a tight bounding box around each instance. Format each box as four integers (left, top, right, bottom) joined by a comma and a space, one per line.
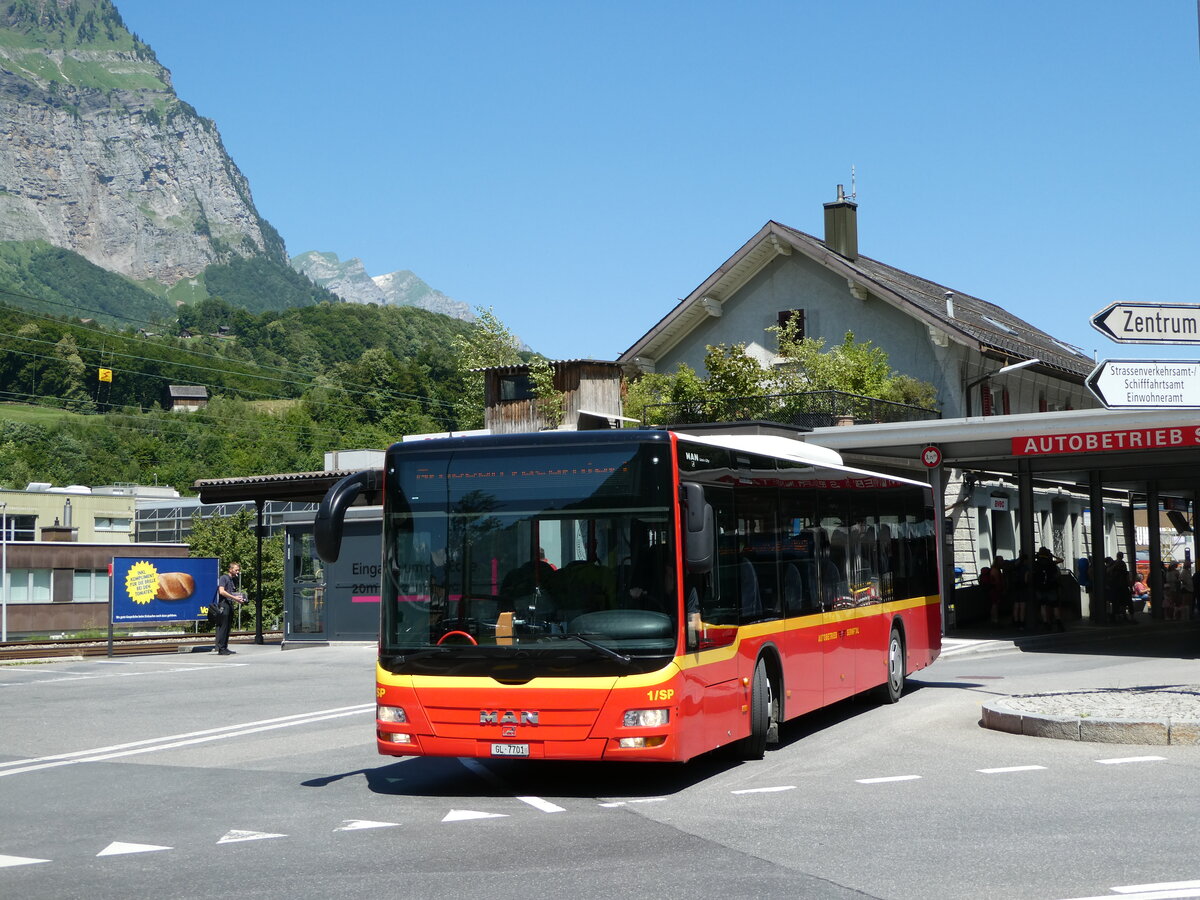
981, 698, 1200, 745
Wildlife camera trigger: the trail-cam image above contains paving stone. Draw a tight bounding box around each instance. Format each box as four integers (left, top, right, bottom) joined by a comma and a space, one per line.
1078, 717, 1168, 744
981, 684, 1200, 744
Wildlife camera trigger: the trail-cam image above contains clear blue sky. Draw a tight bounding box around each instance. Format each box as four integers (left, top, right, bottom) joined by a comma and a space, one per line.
113, 1, 1199, 364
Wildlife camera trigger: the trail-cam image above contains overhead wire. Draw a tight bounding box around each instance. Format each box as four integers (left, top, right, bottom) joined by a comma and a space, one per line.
0, 387, 402, 450
0, 290, 467, 410
0, 321, 464, 422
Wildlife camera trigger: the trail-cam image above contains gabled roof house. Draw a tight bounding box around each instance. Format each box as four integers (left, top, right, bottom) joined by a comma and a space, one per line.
619, 191, 1098, 419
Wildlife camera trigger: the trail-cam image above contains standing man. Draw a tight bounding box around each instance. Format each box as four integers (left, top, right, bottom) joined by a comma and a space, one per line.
1033, 547, 1065, 632
214, 561, 245, 656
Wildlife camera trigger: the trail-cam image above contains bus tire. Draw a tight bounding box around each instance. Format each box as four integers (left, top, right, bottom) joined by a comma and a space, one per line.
738, 658, 772, 760
879, 625, 905, 704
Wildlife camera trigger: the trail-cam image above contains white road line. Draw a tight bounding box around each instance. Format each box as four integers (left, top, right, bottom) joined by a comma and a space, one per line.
856, 775, 921, 784
598, 798, 666, 807
0, 663, 229, 687
1114, 882, 1200, 894
458, 757, 508, 789
0, 704, 374, 778
1095, 756, 1167, 766
1060, 889, 1200, 900
731, 785, 796, 794
977, 765, 1047, 774
517, 796, 566, 813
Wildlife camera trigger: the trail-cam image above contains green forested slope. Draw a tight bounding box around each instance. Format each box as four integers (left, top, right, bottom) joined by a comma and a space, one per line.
0, 296, 478, 490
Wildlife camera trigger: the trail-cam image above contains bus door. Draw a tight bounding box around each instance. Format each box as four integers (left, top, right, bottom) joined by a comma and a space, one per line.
816, 520, 854, 710
681, 485, 741, 751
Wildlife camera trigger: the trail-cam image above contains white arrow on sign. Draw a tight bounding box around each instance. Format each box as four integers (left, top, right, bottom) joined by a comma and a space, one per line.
1086, 359, 1200, 408
1091, 302, 1200, 344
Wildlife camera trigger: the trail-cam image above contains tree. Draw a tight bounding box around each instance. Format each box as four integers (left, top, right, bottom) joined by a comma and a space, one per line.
623, 321, 938, 426
451, 307, 524, 429
622, 363, 706, 425
185, 508, 285, 632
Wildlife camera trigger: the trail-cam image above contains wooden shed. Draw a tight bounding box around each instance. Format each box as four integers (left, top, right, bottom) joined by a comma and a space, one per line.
167, 385, 209, 413
482, 360, 626, 434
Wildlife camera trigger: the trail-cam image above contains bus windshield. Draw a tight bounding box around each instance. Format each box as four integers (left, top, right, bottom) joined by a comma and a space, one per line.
381, 439, 677, 676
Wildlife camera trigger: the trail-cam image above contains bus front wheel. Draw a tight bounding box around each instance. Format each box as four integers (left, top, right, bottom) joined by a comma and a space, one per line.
879, 626, 905, 704
737, 659, 772, 760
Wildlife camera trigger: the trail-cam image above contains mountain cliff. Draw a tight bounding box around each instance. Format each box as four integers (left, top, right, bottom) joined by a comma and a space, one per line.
291, 250, 474, 321
0, 0, 285, 285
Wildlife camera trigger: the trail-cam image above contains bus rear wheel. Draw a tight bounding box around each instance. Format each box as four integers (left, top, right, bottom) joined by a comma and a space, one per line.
879, 626, 905, 704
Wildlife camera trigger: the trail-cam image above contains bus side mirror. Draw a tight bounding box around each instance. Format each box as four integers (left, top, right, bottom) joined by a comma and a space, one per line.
682, 482, 714, 574
314, 469, 382, 563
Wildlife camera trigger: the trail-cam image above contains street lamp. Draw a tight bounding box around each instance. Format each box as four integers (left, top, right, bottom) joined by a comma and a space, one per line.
966, 358, 1040, 415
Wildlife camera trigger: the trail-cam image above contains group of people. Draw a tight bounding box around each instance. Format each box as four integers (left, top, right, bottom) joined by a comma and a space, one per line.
979, 546, 1067, 632
980, 548, 1198, 630
1101, 552, 1195, 622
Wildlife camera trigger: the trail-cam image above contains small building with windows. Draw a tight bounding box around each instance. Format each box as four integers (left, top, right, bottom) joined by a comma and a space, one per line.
484, 359, 627, 433
0, 483, 188, 636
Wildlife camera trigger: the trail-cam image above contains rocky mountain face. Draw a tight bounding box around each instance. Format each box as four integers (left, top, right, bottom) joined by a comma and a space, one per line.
292, 250, 474, 322
0, 0, 285, 285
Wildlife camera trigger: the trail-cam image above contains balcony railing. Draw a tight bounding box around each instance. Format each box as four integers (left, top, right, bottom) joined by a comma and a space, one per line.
642, 390, 939, 429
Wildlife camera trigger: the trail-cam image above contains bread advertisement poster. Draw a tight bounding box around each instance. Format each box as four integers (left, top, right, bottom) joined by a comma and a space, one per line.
111, 557, 220, 624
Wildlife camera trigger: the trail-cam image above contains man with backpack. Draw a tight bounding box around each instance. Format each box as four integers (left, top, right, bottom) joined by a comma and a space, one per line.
214, 561, 246, 656
1033, 547, 1065, 632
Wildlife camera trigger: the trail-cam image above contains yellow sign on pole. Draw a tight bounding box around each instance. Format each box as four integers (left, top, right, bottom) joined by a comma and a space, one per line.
98, 368, 112, 382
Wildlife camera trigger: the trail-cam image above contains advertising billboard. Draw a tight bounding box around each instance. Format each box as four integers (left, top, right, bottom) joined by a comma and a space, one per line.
111, 557, 220, 624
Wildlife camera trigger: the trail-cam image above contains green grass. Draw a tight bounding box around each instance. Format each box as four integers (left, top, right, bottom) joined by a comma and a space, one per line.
0, 402, 88, 426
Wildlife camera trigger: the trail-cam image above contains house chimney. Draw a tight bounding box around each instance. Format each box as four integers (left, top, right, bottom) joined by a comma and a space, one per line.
823, 185, 858, 260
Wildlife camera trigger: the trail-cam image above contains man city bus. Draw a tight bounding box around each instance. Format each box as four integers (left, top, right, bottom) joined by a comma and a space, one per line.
314, 428, 940, 762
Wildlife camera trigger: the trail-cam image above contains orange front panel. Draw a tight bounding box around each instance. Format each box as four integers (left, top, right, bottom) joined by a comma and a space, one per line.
376, 667, 690, 761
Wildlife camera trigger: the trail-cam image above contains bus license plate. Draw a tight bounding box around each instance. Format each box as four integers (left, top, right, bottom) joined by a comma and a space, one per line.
491, 743, 529, 757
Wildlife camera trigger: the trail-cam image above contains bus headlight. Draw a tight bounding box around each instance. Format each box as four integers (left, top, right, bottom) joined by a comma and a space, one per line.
377, 705, 408, 723
623, 709, 669, 728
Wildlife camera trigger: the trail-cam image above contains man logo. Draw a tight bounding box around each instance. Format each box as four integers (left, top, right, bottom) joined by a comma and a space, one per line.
480, 710, 539, 725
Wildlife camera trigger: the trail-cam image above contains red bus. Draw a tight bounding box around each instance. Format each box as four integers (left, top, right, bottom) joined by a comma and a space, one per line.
314, 428, 941, 762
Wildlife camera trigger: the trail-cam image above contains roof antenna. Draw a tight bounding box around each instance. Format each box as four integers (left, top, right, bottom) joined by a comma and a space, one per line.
849, 165, 857, 201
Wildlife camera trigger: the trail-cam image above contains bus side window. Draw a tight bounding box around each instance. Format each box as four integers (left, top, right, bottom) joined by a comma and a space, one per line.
702, 488, 737, 627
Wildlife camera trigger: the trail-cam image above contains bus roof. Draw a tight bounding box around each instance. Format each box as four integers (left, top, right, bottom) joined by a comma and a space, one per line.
674, 432, 844, 468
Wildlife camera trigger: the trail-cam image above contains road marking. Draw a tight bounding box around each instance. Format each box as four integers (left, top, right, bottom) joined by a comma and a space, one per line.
0, 853, 50, 867
856, 775, 921, 784
598, 798, 666, 807
0, 704, 374, 778
1113, 881, 1200, 894
335, 820, 400, 831
517, 796, 566, 813
1059, 884, 1200, 900
977, 765, 1047, 774
97, 841, 172, 856
1095, 756, 1167, 766
217, 830, 286, 844
731, 785, 796, 794
458, 757, 508, 789
443, 809, 508, 822
0, 663, 228, 687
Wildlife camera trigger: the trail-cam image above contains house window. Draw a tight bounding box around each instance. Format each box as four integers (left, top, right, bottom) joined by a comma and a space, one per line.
0, 515, 36, 542
777, 309, 805, 339
6, 569, 52, 603
73, 570, 111, 603
498, 374, 535, 402
94, 517, 132, 533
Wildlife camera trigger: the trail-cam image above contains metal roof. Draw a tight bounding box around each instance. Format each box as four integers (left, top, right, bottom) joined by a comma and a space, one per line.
620, 220, 1094, 381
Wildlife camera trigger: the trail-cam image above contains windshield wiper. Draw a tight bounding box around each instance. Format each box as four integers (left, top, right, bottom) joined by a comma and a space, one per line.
537, 633, 632, 666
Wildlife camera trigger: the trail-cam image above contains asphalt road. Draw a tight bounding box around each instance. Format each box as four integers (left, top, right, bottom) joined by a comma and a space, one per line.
2, 630, 1200, 900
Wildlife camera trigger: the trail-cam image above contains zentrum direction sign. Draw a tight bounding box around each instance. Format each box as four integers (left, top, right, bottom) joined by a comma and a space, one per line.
1091, 301, 1200, 344
1085, 359, 1200, 409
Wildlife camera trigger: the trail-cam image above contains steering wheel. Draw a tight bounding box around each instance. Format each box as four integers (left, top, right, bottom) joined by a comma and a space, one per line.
437, 630, 478, 645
